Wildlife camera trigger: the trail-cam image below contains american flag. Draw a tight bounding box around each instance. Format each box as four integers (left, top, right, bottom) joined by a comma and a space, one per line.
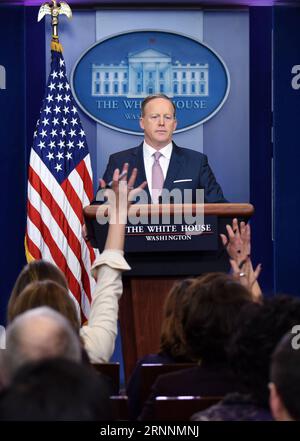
25, 48, 96, 323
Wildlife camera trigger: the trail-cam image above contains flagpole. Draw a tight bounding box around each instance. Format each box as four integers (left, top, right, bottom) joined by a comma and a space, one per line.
37, 0, 72, 52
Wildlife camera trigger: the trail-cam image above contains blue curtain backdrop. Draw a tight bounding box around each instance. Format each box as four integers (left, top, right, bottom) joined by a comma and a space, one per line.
273, 6, 300, 296
0, 6, 26, 326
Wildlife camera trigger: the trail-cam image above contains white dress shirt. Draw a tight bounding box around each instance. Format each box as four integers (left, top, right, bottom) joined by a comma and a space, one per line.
143, 141, 173, 201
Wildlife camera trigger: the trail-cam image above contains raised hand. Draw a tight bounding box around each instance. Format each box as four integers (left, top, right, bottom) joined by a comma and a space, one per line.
220, 218, 250, 267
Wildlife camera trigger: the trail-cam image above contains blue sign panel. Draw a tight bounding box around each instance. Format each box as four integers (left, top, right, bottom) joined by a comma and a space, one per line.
71, 30, 230, 134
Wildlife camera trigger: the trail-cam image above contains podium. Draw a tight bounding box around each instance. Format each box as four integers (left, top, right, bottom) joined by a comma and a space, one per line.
84, 203, 254, 380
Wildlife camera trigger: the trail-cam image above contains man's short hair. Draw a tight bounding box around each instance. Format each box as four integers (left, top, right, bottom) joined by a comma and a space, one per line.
141, 94, 176, 117
270, 332, 300, 420
4, 306, 82, 381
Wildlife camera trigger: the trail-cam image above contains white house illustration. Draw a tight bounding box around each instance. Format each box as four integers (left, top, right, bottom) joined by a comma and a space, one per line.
91, 49, 209, 98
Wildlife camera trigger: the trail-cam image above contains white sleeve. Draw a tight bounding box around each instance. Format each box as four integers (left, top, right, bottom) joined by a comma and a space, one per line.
79, 249, 131, 363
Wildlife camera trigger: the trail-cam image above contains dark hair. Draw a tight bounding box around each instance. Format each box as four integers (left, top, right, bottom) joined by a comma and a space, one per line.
0, 358, 112, 421
228, 295, 300, 408
159, 279, 195, 361
141, 94, 176, 117
182, 273, 252, 363
7, 280, 80, 332
270, 332, 300, 420
9, 260, 68, 316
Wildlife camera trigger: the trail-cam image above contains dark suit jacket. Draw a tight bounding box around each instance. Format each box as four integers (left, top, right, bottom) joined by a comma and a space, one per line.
99, 142, 227, 203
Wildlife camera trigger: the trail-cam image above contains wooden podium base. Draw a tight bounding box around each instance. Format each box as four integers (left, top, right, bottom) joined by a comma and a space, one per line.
119, 276, 180, 381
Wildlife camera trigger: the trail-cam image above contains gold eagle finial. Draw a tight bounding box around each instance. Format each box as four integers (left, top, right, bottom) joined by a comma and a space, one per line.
37, 1, 72, 40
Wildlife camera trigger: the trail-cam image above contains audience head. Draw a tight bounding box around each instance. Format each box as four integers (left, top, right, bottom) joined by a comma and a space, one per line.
0, 358, 112, 421
159, 278, 194, 361
9, 260, 68, 317
182, 273, 252, 363
8, 280, 79, 332
228, 295, 300, 408
3, 306, 82, 384
269, 331, 300, 421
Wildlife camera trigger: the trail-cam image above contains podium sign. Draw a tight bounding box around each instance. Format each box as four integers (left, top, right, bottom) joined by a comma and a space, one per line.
125, 215, 218, 253
84, 203, 254, 277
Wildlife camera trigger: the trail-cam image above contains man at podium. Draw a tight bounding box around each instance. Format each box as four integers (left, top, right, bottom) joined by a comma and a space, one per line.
98, 94, 227, 204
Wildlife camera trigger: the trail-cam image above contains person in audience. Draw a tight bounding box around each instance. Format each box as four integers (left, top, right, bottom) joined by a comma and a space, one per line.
127, 278, 196, 419
7, 280, 94, 363
1, 306, 82, 386
5, 164, 146, 365
191, 296, 300, 421
269, 332, 300, 421
0, 358, 112, 421
139, 272, 253, 420
8, 280, 80, 332
8, 259, 69, 314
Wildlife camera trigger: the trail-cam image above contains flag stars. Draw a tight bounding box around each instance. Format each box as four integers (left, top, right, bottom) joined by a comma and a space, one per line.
46, 152, 54, 161
53, 105, 61, 114
40, 129, 47, 138
56, 152, 64, 160
46, 94, 53, 103
55, 94, 63, 103
33, 56, 90, 181
69, 129, 76, 138
54, 163, 62, 172
37, 140, 46, 149
48, 140, 56, 149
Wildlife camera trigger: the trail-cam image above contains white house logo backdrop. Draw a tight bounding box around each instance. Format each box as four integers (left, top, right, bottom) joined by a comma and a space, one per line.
71, 30, 230, 134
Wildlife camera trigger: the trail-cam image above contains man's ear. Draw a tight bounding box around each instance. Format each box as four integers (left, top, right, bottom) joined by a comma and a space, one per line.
139, 117, 144, 130
269, 382, 289, 421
